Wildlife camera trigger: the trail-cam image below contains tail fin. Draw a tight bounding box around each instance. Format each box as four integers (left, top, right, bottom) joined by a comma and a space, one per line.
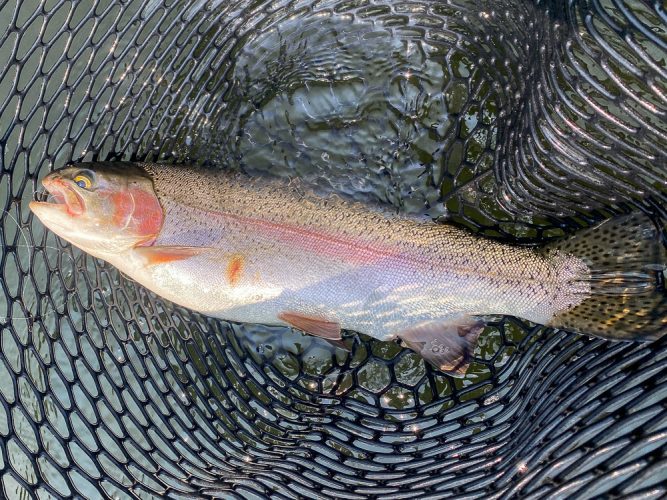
546, 213, 667, 341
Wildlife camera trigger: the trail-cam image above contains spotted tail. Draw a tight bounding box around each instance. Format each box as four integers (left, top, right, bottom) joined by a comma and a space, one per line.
545, 213, 667, 341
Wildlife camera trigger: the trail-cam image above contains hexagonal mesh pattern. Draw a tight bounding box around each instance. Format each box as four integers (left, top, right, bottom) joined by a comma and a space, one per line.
1, 0, 666, 499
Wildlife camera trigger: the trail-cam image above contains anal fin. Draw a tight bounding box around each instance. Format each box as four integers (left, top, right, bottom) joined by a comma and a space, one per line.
278, 311, 349, 351
398, 317, 485, 377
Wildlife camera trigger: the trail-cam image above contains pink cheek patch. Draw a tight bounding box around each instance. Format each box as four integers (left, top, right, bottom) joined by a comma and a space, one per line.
128, 188, 163, 240
102, 187, 163, 245
111, 191, 134, 228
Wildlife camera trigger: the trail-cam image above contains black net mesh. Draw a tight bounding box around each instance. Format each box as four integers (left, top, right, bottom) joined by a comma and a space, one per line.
1, 0, 666, 498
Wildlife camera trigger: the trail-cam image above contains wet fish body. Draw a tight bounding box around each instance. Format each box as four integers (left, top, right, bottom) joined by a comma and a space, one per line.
131, 166, 586, 334
29, 163, 667, 375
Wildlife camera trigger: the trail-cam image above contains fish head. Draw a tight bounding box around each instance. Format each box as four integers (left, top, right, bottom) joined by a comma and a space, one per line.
29, 163, 163, 259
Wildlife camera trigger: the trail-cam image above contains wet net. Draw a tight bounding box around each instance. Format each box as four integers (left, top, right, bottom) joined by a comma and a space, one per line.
1, 0, 666, 498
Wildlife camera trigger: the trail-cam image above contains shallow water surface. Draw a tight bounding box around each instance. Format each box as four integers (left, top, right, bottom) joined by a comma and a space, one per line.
0, 0, 665, 498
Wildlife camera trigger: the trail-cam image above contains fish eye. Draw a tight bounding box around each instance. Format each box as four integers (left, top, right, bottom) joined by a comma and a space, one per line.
73, 171, 94, 190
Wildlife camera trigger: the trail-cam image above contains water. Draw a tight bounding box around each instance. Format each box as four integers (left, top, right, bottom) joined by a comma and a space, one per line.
202, 3, 510, 221
1, 0, 664, 498
225, 12, 456, 215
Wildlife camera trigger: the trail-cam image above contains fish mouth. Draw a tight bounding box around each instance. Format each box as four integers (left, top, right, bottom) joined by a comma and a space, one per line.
30, 176, 85, 216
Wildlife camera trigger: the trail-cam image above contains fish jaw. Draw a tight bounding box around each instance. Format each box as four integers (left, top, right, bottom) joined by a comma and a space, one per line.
43, 175, 85, 215
29, 199, 73, 236
29, 174, 87, 232
29, 176, 87, 239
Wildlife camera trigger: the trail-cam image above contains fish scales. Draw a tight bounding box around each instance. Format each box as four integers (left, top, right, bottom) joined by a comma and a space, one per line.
139, 164, 585, 338
29, 162, 666, 375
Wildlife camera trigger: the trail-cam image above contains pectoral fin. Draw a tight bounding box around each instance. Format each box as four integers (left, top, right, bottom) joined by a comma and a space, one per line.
278, 311, 349, 351
134, 246, 211, 266
398, 317, 485, 377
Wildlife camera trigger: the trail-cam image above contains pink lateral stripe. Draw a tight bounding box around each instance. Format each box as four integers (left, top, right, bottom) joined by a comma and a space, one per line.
207, 209, 404, 266
198, 209, 556, 284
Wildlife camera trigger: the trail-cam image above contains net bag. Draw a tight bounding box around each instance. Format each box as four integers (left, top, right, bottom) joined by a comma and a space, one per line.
0, 0, 665, 498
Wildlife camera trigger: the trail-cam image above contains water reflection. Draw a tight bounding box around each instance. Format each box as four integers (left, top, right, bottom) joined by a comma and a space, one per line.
212, 8, 500, 219
2, 0, 662, 497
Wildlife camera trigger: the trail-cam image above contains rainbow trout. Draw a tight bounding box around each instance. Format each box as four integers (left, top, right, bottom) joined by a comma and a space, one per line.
30, 162, 667, 375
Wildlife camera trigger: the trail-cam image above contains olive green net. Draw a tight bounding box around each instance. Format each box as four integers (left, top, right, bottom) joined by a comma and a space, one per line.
0, 0, 666, 498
